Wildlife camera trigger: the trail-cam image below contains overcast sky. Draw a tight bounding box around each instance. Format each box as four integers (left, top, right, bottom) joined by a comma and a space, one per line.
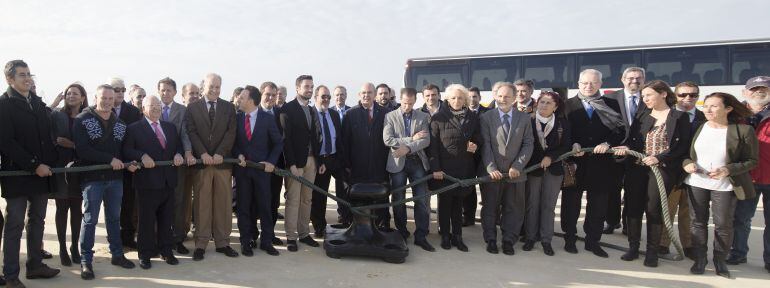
1, 0, 767, 105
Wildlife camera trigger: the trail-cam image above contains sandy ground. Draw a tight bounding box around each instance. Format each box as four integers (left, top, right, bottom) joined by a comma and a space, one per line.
1, 182, 768, 288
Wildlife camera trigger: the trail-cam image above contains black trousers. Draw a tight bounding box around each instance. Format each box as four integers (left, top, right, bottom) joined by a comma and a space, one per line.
136, 187, 175, 260
481, 181, 525, 243
560, 156, 612, 245
310, 155, 346, 232
625, 165, 674, 224
462, 185, 479, 221
236, 171, 275, 246
2, 193, 47, 280
688, 185, 737, 258
439, 189, 467, 236
120, 174, 137, 244
606, 162, 625, 227
270, 171, 284, 226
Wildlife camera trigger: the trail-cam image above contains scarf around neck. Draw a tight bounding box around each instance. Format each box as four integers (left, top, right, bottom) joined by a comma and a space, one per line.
577, 92, 624, 132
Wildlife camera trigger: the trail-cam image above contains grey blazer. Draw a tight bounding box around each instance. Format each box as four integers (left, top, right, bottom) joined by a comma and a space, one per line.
383, 108, 431, 173
167, 101, 192, 152
480, 108, 534, 183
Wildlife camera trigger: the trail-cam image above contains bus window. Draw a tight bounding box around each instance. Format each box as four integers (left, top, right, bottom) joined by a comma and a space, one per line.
409, 64, 467, 91
731, 43, 770, 84
523, 54, 575, 89
644, 46, 728, 86
470, 57, 521, 90
578, 51, 642, 88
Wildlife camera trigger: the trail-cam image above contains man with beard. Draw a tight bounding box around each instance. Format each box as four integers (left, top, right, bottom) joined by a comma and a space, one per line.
279, 75, 321, 252
561, 69, 625, 258
726, 76, 770, 273
375, 83, 396, 111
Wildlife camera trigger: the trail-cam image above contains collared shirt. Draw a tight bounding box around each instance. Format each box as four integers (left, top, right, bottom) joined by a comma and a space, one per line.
517, 99, 532, 110
676, 106, 697, 123
624, 90, 640, 124
245, 109, 258, 135
145, 117, 166, 139
402, 109, 413, 136
497, 108, 513, 124
316, 108, 337, 155
581, 99, 593, 115
206, 99, 218, 110
114, 104, 122, 117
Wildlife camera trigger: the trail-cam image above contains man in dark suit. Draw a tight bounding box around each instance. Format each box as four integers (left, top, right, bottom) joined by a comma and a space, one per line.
513, 79, 536, 114
561, 69, 625, 258
157, 78, 197, 254
342, 83, 390, 228
0, 60, 61, 287
122, 95, 183, 269
232, 86, 282, 256
463, 86, 490, 226
258, 82, 286, 246
310, 85, 347, 236
331, 86, 351, 122
185, 73, 238, 260
110, 77, 143, 250
658, 81, 705, 258
604, 67, 645, 235
279, 75, 322, 252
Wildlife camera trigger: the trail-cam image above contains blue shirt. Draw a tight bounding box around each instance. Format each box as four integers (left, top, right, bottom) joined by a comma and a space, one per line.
317, 109, 337, 155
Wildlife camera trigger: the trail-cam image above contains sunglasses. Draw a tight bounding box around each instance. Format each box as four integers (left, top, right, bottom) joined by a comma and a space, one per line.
319, 94, 331, 100
677, 93, 698, 98
113, 87, 127, 93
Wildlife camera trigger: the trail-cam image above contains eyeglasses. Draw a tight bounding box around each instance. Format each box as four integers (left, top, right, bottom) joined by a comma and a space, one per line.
15, 73, 35, 79
320, 94, 331, 100
677, 93, 698, 98
113, 87, 127, 93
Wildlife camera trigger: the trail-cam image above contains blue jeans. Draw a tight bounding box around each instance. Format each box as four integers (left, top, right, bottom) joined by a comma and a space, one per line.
80, 179, 124, 265
730, 183, 770, 264
390, 158, 430, 240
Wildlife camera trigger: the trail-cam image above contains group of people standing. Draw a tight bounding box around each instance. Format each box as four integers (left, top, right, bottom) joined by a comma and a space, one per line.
0, 58, 768, 288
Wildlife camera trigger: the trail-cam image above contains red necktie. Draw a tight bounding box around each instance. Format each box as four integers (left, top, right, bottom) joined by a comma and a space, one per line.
152, 122, 166, 149
245, 114, 252, 141
368, 108, 373, 124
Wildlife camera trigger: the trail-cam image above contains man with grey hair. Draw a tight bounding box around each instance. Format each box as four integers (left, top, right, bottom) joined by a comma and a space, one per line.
276, 85, 288, 107
561, 68, 625, 258
604, 67, 646, 236
129, 86, 146, 109
181, 83, 201, 105
331, 85, 351, 122
109, 77, 143, 250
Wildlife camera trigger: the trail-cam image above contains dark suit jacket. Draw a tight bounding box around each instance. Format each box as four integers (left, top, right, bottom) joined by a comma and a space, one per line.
330, 105, 351, 121
264, 106, 285, 169
278, 99, 321, 169
683, 123, 758, 200
318, 108, 345, 170
526, 115, 572, 176
185, 98, 237, 169
232, 110, 283, 178
123, 119, 182, 190
428, 108, 482, 179
607, 90, 645, 141
342, 104, 389, 183
626, 108, 691, 184
117, 101, 142, 125
0, 88, 57, 198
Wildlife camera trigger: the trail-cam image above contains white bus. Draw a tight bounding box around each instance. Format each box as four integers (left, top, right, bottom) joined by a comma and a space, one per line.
404, 38, 770, 105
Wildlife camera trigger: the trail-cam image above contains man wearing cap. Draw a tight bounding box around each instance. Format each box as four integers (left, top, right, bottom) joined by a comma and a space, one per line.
726, 76, 770, 273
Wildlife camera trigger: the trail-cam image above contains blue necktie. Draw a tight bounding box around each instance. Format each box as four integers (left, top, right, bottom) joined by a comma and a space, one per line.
162, 106, 170, 122
629, 95, 638, 121
503, 114, 511, 140
585, 104, 594, 118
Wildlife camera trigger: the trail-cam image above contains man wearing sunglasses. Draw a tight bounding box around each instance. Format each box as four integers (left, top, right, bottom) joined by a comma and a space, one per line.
657, 81, 704, 259
109, 77, 143, 251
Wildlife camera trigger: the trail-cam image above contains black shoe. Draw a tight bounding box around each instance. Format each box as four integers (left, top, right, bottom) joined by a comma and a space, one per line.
248, 240, 257, 249
80, 264, 95, 280
602, 223, 616, 234
414, 239, 436, 252
59, 248, 72, 267
644, 246, 659, 268
70, 247, 81, 264
398, 230, 411, 241
139, 259, 152, 270
451, 235, 469, 252
314, 230, 325, 238
175, 242, 189, 255
215, 246, 239, 257
162, 255, 179, 265
585, 243, 608, 258
277, 213, 285, 220
714, 258, 731, 278
41, 249, 53, 260
502, 242, 515, 255
25, 263, 60, 279
725, 254, 747, 265
299, 236, 320, 247
0, 275, 5, 286
542, 243, 554, 256
690, 249, 707, 275
462, 218, 475, 227
522, 240, 535, 251
110, 255, 135, 269
287, 240, 298, 252
272, 237, 284, 246
192, 248, 205, 261
440, 235, 452, 250
564, 239, 578, 254
5, 278, 23, 288
260, 244, 280, 256
241, 247, 254, 257
621, 243, 640, 261
486, 241, 499, 254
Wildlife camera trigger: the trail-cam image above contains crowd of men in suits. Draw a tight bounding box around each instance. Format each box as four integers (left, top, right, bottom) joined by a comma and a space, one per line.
1, 58, 769, 287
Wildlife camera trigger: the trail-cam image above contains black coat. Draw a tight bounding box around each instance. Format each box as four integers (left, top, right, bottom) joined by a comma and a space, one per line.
50, 109, 81, 199
278, 99, 321, 169
526, 115, 572, 176
428, 108, 482, 180
72, 107, 127, 183
342, 104, 389, 184
626, 108, 692, 187
117, 101, 142, 126
318, 109, 345, 171
123, 120, 182, 190
0, 88, 57, 198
